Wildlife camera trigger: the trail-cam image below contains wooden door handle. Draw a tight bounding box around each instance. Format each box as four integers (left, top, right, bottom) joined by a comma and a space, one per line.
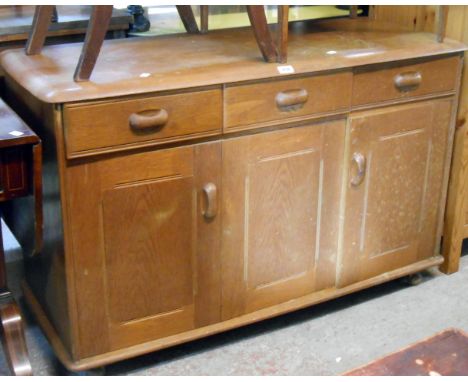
350, 152, 366, 187
275, 89, 308, 110
202, 182, 217, 219
394, 71, 422, 91
129, 109, 168, 132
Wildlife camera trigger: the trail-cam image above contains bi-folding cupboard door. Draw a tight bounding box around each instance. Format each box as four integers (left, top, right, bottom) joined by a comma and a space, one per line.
66, 142, 222, 356
339, 99, 453, 287
221, 120, 345, 319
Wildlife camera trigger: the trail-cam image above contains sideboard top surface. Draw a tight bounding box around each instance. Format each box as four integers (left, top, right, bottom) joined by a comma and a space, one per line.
0, 18, 465, 104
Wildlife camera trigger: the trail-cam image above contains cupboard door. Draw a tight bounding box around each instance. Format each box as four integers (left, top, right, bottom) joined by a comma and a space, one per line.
222, 121, 345, 319
339, 100, 453, 287
66, 142, 221, 356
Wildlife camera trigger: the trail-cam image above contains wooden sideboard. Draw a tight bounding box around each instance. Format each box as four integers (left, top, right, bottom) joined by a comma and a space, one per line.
0, 18, 465, 371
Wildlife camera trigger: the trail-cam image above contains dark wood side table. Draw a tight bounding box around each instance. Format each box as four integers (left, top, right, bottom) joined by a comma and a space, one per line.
0, 5, 132, 48
0, 98, 42, 376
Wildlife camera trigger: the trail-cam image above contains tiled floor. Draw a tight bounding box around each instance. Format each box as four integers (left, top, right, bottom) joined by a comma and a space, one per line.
1, 246, 467, 375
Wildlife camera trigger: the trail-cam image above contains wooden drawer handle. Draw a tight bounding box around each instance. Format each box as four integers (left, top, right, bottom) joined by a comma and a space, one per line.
350, 152, 366, 187
129, 109, 168, 132
275, 89, 308, 110
202, 182, 217, 219
394, 71, 422, 91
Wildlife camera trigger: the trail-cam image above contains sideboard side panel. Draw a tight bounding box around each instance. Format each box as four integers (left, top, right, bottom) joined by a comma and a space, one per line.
1, 76, 74, 356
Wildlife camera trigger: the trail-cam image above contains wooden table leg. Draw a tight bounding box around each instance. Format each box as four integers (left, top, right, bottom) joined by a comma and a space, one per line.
0, 301, 32, 376
0, 224, 32, 375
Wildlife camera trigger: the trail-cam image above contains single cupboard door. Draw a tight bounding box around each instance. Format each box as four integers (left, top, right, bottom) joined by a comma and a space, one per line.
66, 142, 222, 357
222, 120, 345, 319
339, 99, 453, 287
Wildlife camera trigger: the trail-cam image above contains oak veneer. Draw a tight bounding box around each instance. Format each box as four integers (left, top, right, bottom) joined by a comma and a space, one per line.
0, 19, 465, 370
1, 18, 464, 104
369, 5, 468, 275
224, 71, 351, 131
352, 55, 460, 106
63, 88, 222, 157
221, 120, 345, 317
340, 99, 452, 286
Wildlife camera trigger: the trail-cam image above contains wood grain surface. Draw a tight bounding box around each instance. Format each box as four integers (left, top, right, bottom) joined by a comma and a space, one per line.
0, 18, 465, 104
63, 88, 222, 157
339, 99, 452, 286
0, 12, 464, 370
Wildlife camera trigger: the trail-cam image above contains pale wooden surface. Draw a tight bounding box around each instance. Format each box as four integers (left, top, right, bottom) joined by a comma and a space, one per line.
0, 18, 465, 104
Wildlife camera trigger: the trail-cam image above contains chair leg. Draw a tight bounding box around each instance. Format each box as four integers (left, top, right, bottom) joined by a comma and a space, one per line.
277, 5, 289, 63
73, 5, 113, 82
51, 5, 58, 23
176, 5, 199, 34
25, 5, 55, 55
200, 5, 209, 34
0, 301, 32, 376
349, 5, 359, 19
436, 5, 449, 42
246, 5, 277, 63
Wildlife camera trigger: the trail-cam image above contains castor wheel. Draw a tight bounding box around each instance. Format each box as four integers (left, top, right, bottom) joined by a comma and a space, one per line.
402, 272, 423, 286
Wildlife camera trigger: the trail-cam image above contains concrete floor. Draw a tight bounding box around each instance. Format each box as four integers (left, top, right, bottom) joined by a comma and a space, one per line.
1, 246, 467, 375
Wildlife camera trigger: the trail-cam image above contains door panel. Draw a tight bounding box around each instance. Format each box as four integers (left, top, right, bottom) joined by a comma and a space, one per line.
222, 121, 345, 319
67, 142, 221, 355
339, 99, 453, 287
102, 177, 194, 323
246, 150, 320, 289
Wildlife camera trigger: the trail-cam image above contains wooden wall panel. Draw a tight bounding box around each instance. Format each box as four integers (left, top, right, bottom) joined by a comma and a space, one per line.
372, 6, 429, 32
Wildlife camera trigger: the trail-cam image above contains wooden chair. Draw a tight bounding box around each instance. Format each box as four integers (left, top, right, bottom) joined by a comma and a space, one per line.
199, 5, 290, 63
25, 5, 202, 82
25, 5, 292, 81
198, 5, 362, 64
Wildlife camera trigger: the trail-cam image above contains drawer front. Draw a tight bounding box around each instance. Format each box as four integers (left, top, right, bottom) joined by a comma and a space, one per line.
224, 71, 352, 131
64, 89, 222, 157
352, 56, 460, 106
